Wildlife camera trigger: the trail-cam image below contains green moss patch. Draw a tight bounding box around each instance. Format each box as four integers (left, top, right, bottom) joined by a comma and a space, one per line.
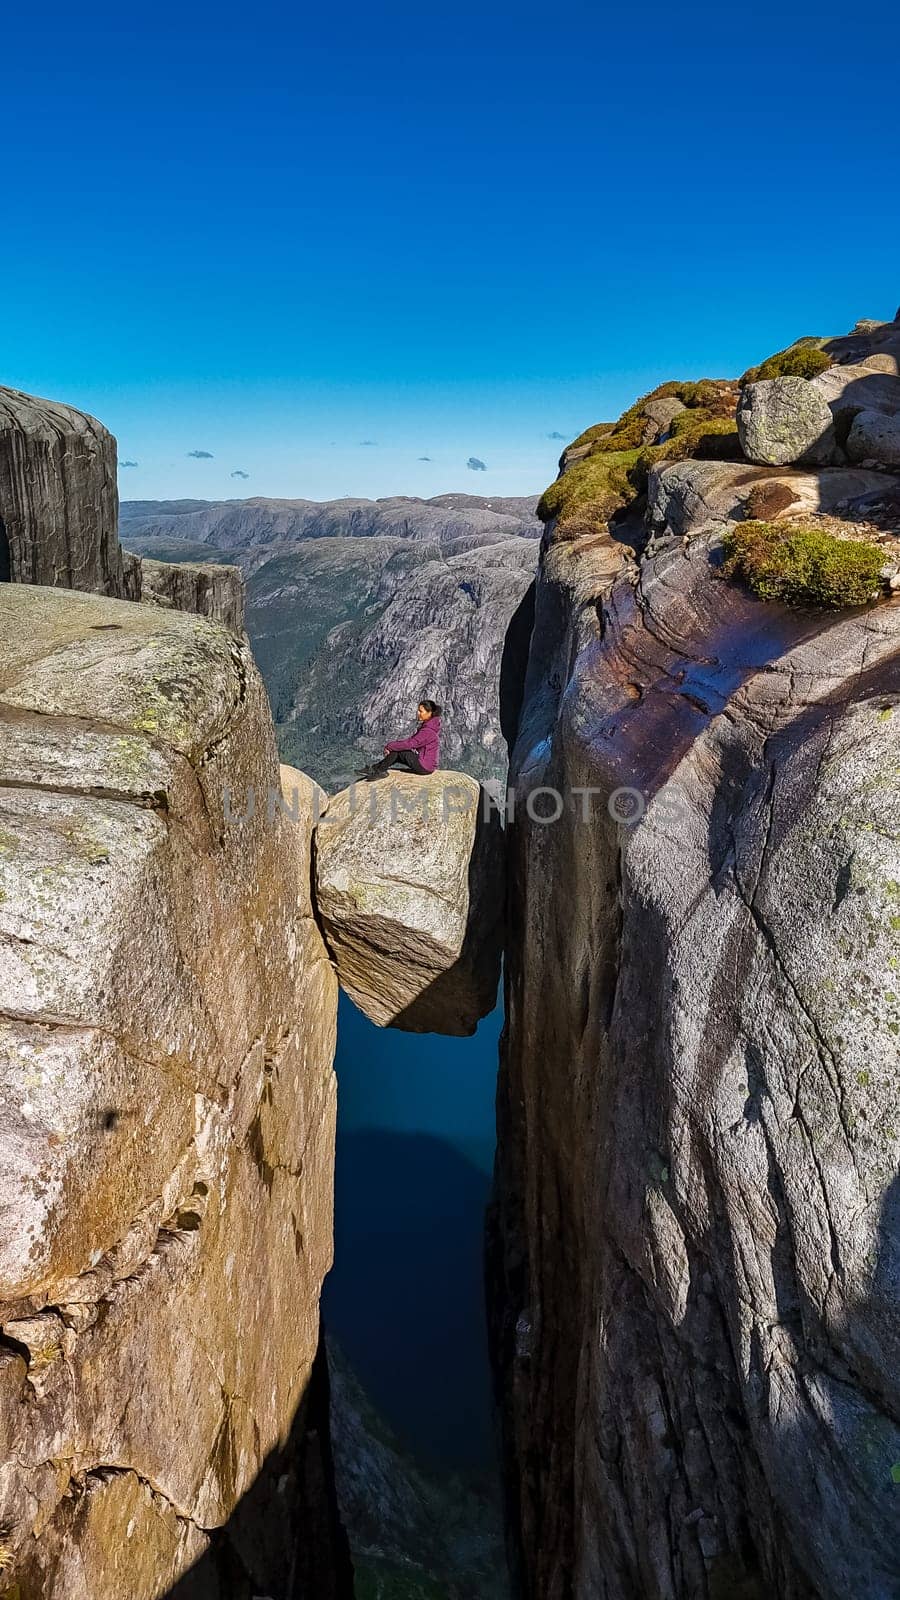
722, 521, 886, 608
742, 339, 831, 384
569, 379, 734, 456
630, 415, 740, 492
537, 448, 640, 530
543, 379, 739, 535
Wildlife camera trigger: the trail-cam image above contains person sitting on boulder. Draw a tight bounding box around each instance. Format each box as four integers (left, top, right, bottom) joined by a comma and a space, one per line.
358, 700, 442, 779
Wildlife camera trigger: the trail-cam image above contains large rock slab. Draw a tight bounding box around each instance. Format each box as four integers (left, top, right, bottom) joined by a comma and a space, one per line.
0, 584, 345, 1596
493, 483, 900, 1595
314, 770, 504, 1034
0, 385, 124, 595
737, 375, 836, 464
136, 554, 246, 631
647, 457, 897, 537
811, 360, 900, 420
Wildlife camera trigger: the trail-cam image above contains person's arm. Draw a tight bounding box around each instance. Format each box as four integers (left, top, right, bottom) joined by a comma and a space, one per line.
384, 729, 419, 753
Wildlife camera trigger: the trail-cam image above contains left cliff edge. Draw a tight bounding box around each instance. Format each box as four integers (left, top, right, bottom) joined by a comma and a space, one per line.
0, 383, 350, 1599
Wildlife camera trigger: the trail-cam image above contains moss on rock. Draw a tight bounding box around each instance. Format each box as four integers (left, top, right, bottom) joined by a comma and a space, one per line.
630, 415, 740, 492
542, 380, 740, 535
537, 448, 640, 529
722, 520, 886, 608
742, 339, 831, 384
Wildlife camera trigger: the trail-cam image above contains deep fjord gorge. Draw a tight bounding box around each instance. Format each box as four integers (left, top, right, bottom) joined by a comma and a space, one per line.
0, 306, 898, 1600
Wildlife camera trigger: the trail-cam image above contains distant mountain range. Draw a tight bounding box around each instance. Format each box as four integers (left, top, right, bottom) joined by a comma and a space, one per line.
120, 495, 540, 787
120, 492, 541, 567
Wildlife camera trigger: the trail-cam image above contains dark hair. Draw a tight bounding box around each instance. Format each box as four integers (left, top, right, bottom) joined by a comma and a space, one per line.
419, 698, 441, 716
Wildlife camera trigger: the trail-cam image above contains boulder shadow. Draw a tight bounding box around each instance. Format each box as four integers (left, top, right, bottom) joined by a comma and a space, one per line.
162, 1335, 352, 1599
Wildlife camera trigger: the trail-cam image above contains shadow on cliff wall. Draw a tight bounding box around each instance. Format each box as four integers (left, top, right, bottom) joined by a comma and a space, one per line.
324, 1128, 494, 1469
387, 794, 505, 1036
499, 581, 536, 752
162, 1336, 353, 1600
0, 518, 10, 582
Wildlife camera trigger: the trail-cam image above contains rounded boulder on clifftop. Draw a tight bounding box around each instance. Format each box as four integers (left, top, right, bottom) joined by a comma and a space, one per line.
737, 375, 837, 466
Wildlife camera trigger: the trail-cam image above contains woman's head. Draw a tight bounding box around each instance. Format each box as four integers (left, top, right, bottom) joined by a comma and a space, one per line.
417, 699, 441, 721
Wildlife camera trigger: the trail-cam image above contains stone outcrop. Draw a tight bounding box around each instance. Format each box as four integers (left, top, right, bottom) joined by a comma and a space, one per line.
0, 382, 249, 640
647, 457, 900, 539
138, 554, 246, 631
314, 771, 504, 1034
492, 316, 900, 1600
847, 407, 900, 466
0, 585, 346, 1598
0, 385, 124, 595
737, 376, 836, 465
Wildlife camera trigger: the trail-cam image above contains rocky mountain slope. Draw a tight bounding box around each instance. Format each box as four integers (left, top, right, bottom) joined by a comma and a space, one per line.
120, 492, 541, 562
490, 312, 900, 1600
328, 1343, 508, 1600
122, 496, 540, 788
246, 535, 536, 787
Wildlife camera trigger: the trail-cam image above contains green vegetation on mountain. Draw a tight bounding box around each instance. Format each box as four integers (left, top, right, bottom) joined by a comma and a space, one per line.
721, 520, 885, 607
539, 380, 739, 535
629, 414, 739, 491
741, 338, 831, 384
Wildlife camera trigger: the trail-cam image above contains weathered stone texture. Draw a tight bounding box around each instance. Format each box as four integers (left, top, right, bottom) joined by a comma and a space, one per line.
491, 506, 900, 1598
0, 585, 342, 1597
314, 770, 504, 1034
737, 376, 836, 465
0, 385, 124, 595
137, 555, 246, 631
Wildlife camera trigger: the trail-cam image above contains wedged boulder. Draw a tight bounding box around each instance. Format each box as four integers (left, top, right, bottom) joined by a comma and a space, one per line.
314, 770, 504, 1034
846, 406, 900, 466
737, 375, 836, 464
135, 554, 245, 630
0, 385, 123, 595
0, 584, 344, 1596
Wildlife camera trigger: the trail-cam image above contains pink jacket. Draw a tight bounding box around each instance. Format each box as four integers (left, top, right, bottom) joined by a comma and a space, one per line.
385, 715, 441, 773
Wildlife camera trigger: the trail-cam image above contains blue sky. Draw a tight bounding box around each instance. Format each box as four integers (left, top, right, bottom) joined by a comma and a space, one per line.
4, 0, 898, 501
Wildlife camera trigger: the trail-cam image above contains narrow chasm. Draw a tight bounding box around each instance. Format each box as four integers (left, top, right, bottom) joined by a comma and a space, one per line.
324, 991, 511, 1600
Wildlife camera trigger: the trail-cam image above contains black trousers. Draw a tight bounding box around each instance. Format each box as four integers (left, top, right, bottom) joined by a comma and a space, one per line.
366, 749, 428, 779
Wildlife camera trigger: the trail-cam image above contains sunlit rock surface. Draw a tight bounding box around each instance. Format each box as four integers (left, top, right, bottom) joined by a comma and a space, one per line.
314, 770, 504, 1034
0, 384, 123, 594
136, 554, 246, 631
0, 584, 346, 1598
491, 312, 900, 1600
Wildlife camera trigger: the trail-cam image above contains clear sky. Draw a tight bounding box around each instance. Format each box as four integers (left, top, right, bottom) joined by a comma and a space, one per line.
4, 0, 898, 502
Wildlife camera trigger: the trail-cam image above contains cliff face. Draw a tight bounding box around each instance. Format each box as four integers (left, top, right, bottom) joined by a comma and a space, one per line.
491, 317, 900, 1599
0, 386, 124, 595
0, 586, 346, 1597
0, 383, 247, 634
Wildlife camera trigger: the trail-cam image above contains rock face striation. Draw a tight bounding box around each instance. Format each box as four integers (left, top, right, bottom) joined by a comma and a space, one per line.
0, 386, 124, 595
0, 585, 347, 1598
315, 771, 504, 1034
0, 382, 246, 635
139, 554, 246, 631
491, 313, 900, 1600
